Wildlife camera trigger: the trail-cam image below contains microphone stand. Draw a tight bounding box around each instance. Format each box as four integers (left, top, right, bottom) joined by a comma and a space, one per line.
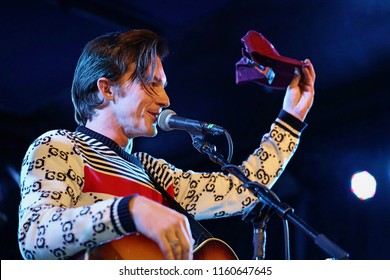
190, 133, 349, 260
241, 198, 274, 260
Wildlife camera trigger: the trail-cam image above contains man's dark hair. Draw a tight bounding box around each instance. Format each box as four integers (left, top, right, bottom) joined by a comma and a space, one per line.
71, 29, 169, 125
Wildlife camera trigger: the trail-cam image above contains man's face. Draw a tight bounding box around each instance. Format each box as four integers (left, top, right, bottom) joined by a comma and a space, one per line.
111, 57, 170, 139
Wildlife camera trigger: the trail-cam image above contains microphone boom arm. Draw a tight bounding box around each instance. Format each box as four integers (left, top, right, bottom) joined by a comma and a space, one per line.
190, 134, 349, 260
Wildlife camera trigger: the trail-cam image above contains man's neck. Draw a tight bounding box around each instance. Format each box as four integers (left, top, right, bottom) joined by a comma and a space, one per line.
85, 121, 129, 148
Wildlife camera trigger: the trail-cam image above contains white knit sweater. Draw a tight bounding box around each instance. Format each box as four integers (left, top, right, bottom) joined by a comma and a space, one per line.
18, 109, 306, 259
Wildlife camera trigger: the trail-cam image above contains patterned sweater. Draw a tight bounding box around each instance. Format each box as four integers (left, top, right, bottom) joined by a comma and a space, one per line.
18, 109, 306, 259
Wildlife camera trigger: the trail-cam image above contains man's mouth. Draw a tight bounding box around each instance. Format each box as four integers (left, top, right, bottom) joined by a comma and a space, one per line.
148, 111, 160, 122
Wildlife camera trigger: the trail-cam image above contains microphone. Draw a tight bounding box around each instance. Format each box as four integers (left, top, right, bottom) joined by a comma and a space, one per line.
157, 109, 226, 135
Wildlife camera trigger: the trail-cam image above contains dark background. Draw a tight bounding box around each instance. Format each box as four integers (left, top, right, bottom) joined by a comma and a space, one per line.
1, 0, 389, 260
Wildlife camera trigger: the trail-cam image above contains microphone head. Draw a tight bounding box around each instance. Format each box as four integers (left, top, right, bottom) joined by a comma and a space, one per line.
157, 109, 176, 131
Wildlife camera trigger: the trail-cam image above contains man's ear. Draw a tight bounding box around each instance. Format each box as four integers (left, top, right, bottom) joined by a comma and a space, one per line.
97, 77, 113, 100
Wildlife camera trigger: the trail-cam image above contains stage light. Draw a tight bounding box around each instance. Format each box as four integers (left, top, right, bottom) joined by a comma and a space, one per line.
350, 171, 376, 200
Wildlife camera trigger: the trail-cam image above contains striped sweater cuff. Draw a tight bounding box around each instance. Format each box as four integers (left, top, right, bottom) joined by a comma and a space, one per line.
111, 195, 138, 234
276, 109, 307, 136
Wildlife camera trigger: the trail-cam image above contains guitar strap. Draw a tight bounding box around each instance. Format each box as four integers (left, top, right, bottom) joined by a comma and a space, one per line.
143, 167, 214, 248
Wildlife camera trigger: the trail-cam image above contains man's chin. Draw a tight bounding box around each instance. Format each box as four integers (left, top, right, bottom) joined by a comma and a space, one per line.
146, 127, 158, 138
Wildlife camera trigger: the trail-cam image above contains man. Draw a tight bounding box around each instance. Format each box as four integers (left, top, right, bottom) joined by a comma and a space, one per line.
18, 29, 315, 260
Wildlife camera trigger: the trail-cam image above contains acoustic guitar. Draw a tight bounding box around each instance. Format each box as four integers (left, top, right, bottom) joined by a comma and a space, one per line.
80, 233, 238, 260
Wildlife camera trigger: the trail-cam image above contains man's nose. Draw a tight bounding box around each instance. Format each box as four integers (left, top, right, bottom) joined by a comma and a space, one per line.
156, 89, 170, 108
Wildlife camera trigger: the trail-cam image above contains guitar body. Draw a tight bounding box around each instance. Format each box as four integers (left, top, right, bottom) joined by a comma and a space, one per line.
83, 233, 238, 260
